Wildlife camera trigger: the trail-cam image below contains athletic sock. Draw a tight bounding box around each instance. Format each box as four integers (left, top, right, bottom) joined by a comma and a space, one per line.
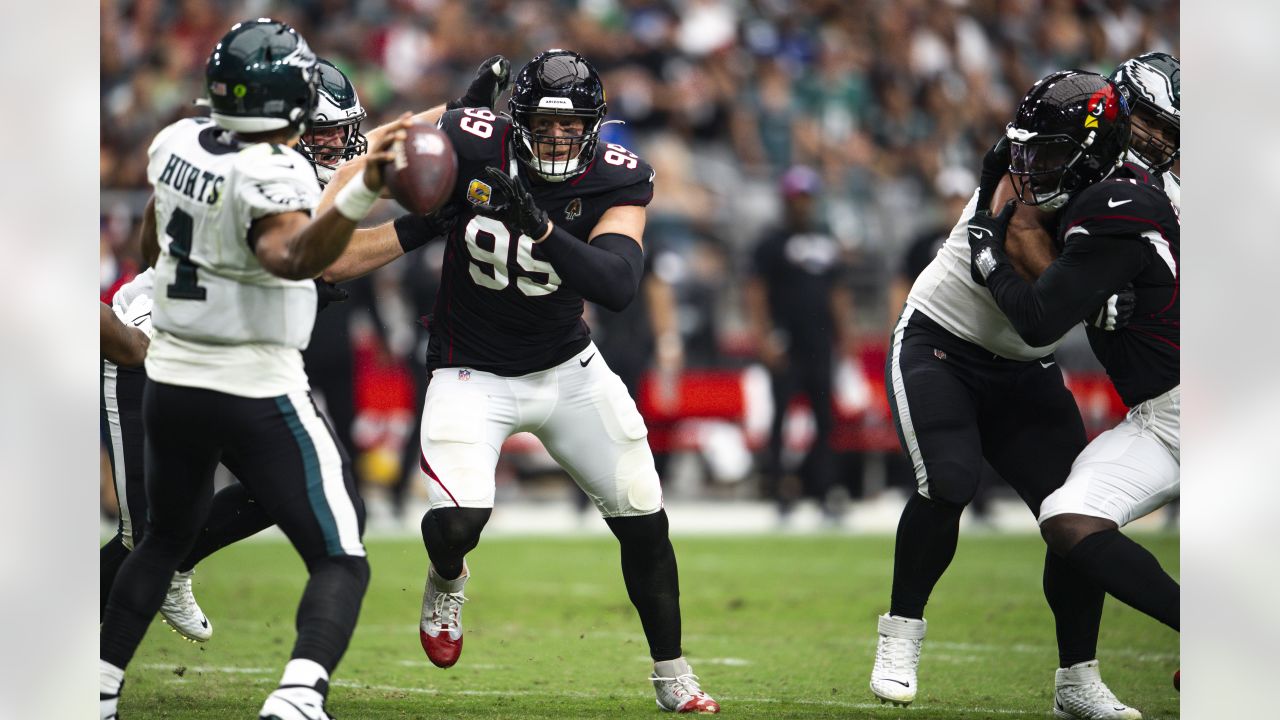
100, 659, 125, 695
1067, 528, 1180, 631
1043, 549, 1104, 667
654, 657, 691, 677
279, 658, 330, 696
430, 563, 468, 592
889, 492, 963, 619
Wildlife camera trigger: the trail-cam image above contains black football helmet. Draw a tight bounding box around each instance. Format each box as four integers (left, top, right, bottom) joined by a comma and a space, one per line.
203, 19, 318, 136
1006, 70, 1131, 210
508, 50, 607, 182
300, 59, 368, 185
1109, 52, 1179, 173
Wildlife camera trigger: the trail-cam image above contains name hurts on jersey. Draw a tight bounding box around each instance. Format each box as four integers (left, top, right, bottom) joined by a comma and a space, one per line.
156, 153, 225, 205
412, 107, 654, 377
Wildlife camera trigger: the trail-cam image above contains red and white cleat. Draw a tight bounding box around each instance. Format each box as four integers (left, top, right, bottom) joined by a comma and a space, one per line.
419, 564, 468, 668
652, 658, 720, 714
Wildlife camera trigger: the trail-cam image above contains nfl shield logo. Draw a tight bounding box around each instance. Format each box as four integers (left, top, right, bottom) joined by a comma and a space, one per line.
458, 369, 471, 381
933, 349, 947, 361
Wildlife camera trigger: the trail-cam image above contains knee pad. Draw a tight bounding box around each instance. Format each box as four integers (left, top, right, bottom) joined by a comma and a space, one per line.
423, 507, 490, 554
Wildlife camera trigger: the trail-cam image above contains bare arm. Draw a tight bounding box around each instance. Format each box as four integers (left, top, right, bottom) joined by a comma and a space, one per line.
830, 283, 857, 356
588, 204, 646, 246
365, 104, 447, 148
139, 195, 159, 268
101, 302, 149, 366
992, 175, 1057, 280
744, 275, 784, 369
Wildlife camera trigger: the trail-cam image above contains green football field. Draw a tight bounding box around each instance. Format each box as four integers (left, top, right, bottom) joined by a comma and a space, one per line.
119, 532, 1179, 719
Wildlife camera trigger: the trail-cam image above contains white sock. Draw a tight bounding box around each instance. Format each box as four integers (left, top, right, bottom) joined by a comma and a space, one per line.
280, 658, 328, 689
654, 657, 690, 678
430, 563, 469, 593
100, 659, 125, 695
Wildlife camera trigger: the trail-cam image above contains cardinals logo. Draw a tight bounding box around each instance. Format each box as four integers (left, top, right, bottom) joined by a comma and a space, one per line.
1084, 86, 1122, 129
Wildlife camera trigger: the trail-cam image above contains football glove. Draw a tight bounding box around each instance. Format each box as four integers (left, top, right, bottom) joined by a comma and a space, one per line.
447, 55, 512, 111
473, 167, 550, 240
976, 134, 1012, 212
1089, 283, 1137, 331
314, 278, 349, 311
968, 199, 1017, 286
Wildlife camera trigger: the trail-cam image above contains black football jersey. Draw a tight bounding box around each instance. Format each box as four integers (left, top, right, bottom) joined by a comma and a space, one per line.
418, 108, 654, 376
1060, 163, 1179, 406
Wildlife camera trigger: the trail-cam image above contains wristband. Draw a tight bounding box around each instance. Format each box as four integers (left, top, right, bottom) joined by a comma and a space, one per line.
333, 173, 379, 222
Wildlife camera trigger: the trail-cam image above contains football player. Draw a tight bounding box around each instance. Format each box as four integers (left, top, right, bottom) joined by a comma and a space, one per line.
869, 83, 1144, 720
969, 66, 1180, 697
320, 50, 720, 713
99, 20, 410, 720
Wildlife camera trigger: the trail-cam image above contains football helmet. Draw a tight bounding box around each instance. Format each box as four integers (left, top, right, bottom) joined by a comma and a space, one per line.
1006, 70, 1131, 210
203, 19, 318, 136
300, 59, 368, 185
509, 50, 607, 182
1109, 52, 1179, 173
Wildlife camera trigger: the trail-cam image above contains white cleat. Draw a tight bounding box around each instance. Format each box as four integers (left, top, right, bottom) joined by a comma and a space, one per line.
259, 686, 332, 720
1053, 660, 1143, 719
652, 658, 720, 713
870, 613, 926, 706
100, 691, 120, 720
159, 569, 212, 643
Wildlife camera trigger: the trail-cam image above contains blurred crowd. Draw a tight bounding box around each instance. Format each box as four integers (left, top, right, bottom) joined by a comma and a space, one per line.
100, 0, 1178, 516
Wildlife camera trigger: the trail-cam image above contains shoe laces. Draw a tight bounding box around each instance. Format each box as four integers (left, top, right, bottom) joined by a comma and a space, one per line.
430, 590, 467, 629
653, 672, 705, 700
1066, 679, 1124, 706
166, 571, 197, 612
875, 634, 921, 673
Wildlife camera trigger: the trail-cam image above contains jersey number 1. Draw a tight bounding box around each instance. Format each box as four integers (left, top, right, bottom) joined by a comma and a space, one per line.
165, 208, 207, 300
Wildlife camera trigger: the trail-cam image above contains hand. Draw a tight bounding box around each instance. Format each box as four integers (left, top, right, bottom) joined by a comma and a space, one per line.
473, 167, 551, 240
1089, 283, 1137, 331
977, 134, 1011, 212
448, 55, 512, 110
968, 199, 1017, 286
362, 112, 413, 191
314, 278, 349, 311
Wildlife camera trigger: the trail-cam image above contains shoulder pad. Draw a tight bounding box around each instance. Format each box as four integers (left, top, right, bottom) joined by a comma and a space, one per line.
438, 108, 512, 165
571, 141, 655, 204
1062, 175, 1174, 242
147, 117, 204, 159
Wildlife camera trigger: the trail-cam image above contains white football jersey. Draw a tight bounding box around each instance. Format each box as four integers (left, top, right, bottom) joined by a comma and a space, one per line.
143, 117, 321, 398
907, 173, 1180, 361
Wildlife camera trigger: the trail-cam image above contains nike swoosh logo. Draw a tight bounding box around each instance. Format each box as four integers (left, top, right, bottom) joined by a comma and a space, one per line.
1040, 360, 1056, 368
200, 618, 209, 628
884, 679, 911, 687
580, 353, 596, 367
969, 227, 993, 240
1107, 198, 1133, 207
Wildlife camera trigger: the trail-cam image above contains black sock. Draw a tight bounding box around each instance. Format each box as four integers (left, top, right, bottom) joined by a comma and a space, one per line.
889, 493, 963, 619
1043, 549, 1104, 667
177, 483, 273, 572
100, 535, 131, 621
1067, 529, 1179, 631
290, 555, 371, 673
420, 508, 489, 580
605, 510, 682, 661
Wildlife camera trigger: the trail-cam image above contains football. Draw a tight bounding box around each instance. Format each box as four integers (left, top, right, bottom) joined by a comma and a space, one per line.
383, 123, 458, 215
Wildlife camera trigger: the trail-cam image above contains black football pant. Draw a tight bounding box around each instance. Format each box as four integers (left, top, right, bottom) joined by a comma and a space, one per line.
885, 308, 1104, 666
101, 381, 369, 675
762, 344, 835, 509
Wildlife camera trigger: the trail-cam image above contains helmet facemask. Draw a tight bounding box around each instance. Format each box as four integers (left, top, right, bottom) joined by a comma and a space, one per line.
512, 102, 603, 182
1127, 99, 1179, 173
1008, 130, 1096, 210
301, 118, 367, 184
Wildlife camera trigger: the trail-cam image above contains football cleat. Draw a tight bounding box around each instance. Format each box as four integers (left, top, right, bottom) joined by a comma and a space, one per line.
419, 565, 467, 668
1053, 660, 1142, 720
100, 689, 120, 720
870, 613, 926, 706
159, 569, 212, 642
652, 658, 720, 713
259, 685, 332, 720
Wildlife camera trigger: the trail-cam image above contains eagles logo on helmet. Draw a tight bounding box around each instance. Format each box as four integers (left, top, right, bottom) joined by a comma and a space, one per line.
1109, 52, 1180, 173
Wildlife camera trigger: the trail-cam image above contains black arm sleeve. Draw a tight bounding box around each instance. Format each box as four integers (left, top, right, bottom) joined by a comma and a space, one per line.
537, 226, 643, 312
985, 234, 1148, 347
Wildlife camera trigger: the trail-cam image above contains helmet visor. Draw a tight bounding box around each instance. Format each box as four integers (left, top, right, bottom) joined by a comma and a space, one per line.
1010, 137, 1080, 205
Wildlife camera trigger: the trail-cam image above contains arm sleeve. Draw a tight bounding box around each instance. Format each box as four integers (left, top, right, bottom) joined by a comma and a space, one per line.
984, 234, 1148, 347
537, 227, 643, 312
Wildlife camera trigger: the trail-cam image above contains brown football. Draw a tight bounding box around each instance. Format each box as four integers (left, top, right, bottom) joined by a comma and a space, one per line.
383, 123, 458, 215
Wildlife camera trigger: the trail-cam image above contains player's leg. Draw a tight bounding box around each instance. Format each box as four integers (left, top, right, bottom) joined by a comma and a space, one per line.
1039, 390, 1180, 631
221, 390, 369, 719
797, 345, 836, 514
988, 363, 1138, 720
536, 346, 718, 713
100, 381, 222, 718
762, 364, 797, 514
416, 368, 516, 668
100, 363, 148, 619
874, 309, 987, 705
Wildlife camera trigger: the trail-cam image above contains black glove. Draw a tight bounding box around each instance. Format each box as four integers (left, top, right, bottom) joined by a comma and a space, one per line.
968, 199, 1017, 286
395, 203, 460, 254
1089, 283, 1137, 331
473, 167, 550, 240
446, 55, 512, 110
976, 134, 1011, 212
314, 278, 349, 312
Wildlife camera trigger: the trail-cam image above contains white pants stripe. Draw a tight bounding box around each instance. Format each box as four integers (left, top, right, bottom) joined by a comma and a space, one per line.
102, 361, 136, 549
889, 307, 930, 493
